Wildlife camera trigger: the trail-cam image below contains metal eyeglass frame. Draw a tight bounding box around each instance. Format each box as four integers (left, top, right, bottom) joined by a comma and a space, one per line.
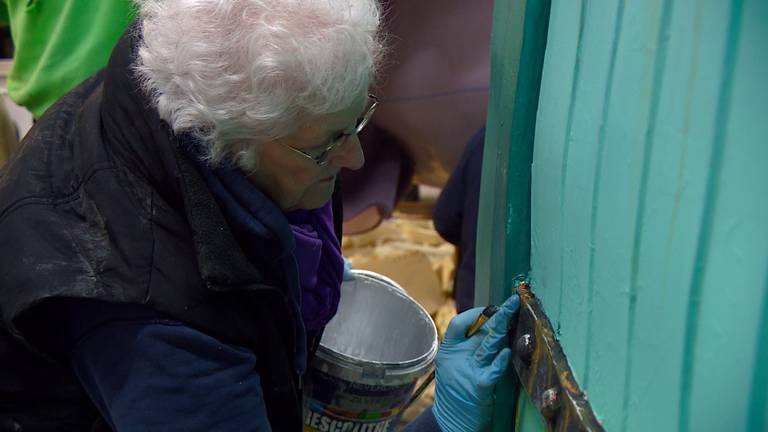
280, 94, 379, 167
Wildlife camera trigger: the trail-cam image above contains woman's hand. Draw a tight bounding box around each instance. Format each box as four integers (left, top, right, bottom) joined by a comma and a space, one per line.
432, 294, 520, 432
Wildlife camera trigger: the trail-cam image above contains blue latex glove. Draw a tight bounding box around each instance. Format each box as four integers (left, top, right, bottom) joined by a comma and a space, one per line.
342, 256, 355, 281
433, 294, 520, 432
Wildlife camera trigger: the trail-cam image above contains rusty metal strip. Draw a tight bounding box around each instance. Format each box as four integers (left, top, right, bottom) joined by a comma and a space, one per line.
510, 282, 605, 432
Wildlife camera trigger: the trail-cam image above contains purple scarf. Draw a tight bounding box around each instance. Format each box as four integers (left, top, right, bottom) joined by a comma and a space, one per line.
285, 202, 344, 331
181, 137, 344, 333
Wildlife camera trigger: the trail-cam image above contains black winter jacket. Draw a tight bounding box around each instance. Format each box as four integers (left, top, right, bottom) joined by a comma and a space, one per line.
0, 26, 340, 431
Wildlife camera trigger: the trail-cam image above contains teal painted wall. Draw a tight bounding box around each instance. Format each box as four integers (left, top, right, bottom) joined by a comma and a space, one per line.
527, 0, 768, 431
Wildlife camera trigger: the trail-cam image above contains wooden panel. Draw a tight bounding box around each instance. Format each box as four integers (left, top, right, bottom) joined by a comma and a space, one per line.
527, 0, 768, 430
583, 0, 668, 427
683, 0, 767, 430
528, 0, 581, 328
627, 1, 733, 430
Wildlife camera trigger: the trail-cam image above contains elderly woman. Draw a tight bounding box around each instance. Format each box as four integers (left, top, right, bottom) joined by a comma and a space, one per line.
0, 1, 518, 431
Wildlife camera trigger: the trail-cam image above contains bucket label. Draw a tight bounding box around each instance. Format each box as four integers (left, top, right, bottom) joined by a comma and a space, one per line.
303, 369, 415, 432
303, 407, 395, 432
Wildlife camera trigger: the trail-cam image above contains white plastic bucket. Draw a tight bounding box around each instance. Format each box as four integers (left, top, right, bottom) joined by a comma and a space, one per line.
303, 270, 438, 432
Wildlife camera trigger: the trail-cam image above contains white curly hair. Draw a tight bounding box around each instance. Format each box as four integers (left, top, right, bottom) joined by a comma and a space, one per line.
134, 0, 383, 170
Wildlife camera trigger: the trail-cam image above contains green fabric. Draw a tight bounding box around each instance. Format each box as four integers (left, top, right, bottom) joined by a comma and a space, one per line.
0, 5, 9, 26
0, 0, 134, 118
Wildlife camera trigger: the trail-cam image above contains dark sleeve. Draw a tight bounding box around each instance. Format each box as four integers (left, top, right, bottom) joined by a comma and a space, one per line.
401, 406, 443, 432
433, 127, 485, 245
63, 311, 272, 431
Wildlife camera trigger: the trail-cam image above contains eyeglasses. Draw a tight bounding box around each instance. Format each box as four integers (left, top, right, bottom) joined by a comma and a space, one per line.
280, 94, 379, 167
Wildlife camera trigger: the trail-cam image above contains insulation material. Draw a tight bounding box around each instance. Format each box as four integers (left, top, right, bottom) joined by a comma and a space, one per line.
342, 214, 456, 314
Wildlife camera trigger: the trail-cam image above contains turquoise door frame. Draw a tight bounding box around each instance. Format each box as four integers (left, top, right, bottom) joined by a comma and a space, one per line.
475, 0, 551, 429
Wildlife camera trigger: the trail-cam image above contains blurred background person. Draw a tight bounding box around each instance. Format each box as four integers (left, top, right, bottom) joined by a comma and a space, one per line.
0, 0, 134, 119
0, 0, 133, 167
433, 127, 485, 313
342, 0, 493, 234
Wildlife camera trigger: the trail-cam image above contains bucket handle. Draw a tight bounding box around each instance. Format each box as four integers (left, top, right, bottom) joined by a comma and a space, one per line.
399, 369, 435, 415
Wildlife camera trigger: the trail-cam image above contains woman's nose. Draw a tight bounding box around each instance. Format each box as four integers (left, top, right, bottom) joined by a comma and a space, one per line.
329, 134, 365, 171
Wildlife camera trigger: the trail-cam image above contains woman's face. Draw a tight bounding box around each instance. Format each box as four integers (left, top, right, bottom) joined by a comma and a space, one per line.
248, 94, 369, 211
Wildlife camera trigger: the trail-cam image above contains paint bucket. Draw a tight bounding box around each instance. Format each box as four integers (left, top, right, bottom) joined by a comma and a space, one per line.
303, 270, 438, 432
